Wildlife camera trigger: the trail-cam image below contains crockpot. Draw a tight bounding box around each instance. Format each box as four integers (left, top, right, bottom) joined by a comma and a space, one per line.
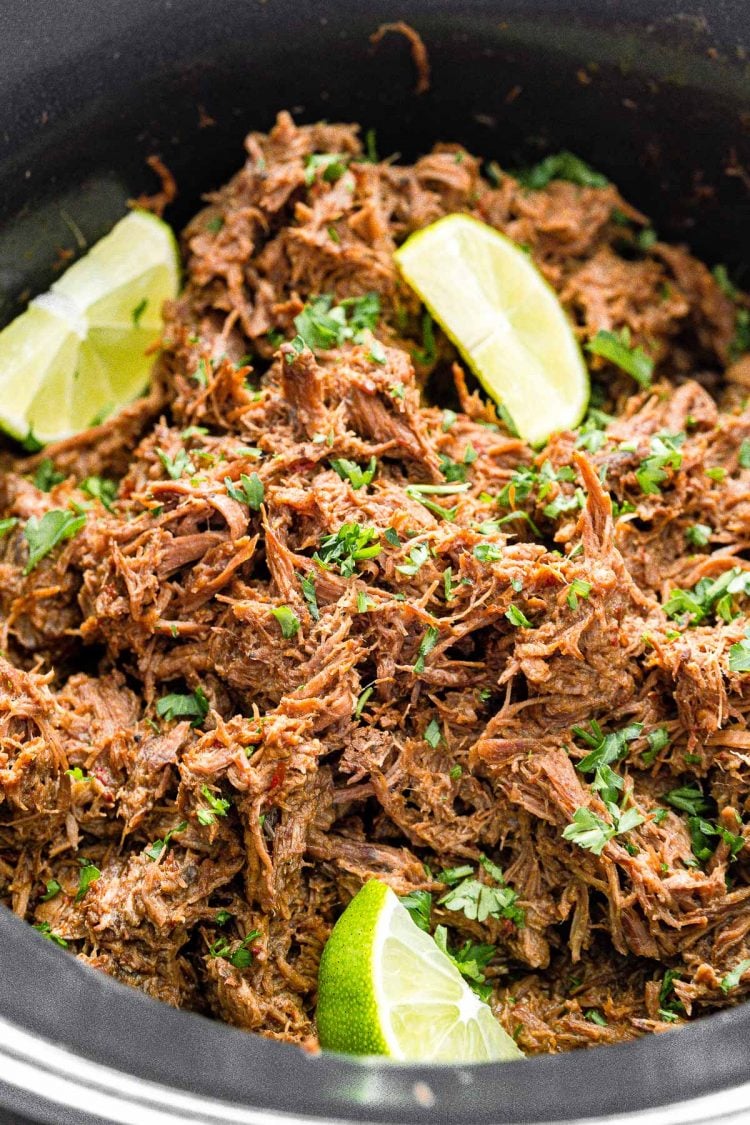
1, 2, 749, 1122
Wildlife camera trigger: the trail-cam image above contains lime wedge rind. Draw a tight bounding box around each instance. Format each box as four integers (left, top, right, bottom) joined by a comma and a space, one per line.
316, 879, 523, 1064
394, 213, 589, 446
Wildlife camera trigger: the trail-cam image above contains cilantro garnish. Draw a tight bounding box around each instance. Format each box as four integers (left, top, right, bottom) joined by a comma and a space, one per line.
396, 542, 430, 576
209, 928, 261, 969
145, 820, 187, 862
33, 458, 65, 492
156, 447, 195, 480
225, 472, 264, 510
438, 855, 525, 928
81, 475, 118, 511
424, 718, 442, 748
304, 153, 349, 186
414, 624, 440, 674
729, 630, 750, 674
156, 686, 210, 727
720, 959, 750, 994
76, 858, 101, 902
197, 784, 231, 827
41, 878, 62, 902
562, 804, 644, 855
663, 567, 750, 626
505, 604, 533, 628
516, 151, 608, 190
293, 292, 380, 353
586, 327, 654, 388
33, 921, 68, 948
23, 509, 86, 574
272, 605, 300, 638
399, 890, 432, 932
299, 573, 319, 621
330, 457, 377, 490
433, 925, 496, 1001
315, 523, 380, 577
635, 433, 684, 495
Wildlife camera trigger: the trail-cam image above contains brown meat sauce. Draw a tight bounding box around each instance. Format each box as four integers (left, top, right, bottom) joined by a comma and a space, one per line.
1, 112, 750, 1053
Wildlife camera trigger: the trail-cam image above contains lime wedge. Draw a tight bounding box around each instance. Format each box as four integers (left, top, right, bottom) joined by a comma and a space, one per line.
0, 210, 179, 443
394, 213, 589, 445
316, 880, 523, 1063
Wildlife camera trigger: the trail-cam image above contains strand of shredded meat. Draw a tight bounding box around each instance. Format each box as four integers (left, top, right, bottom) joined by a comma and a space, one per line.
1, 111, 749, 1054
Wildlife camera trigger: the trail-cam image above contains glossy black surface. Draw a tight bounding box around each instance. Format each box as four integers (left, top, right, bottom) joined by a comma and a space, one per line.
0, 1, 749, 1120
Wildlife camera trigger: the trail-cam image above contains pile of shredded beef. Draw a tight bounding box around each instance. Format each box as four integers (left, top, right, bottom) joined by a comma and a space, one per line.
2, 111, 750, 1054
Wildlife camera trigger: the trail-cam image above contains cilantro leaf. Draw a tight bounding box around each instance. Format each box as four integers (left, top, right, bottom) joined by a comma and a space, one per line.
315, 523, 380, 577
586, 327, 654, 388
156, 687, 210, 727
516, 151, 608, 190
330, 457, 377, 490
76, 858, 101, 901
399, 890, 432, 931
272, 605, 300, 638
721, 958, 750, 994
23, 509, 86, 574
225, 472, 264, 510
438, 856, 524, 927
414, 624, 440, 674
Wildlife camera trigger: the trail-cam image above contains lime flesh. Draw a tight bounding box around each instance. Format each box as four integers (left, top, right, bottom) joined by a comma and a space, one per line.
0, 210, 179, 443
394, 213, 589, 445
317, 880, 523, 1063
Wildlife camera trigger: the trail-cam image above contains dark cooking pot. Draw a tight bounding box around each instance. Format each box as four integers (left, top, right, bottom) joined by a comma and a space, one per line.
1, 1, 749, 1122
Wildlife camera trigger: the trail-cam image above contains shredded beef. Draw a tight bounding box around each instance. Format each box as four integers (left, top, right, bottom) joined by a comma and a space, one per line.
2, 112, 750, 1055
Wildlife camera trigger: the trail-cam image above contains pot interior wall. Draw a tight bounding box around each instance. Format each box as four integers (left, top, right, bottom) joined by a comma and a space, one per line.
0, 1, 749, 1122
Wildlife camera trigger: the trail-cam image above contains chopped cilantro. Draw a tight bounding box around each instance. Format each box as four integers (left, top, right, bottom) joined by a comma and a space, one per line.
81, 475, 118, 511
197, 784, 231, 826
41, 878, 62, 901
739, 439, 750, 470
438, 855, 524, 928
433, 925, 496, 1001
294, 292, 380, 353
299, 573, 319, 621
414, 624, 440, 674
685, 523, 711, 548
315, 523, 380, 577
720, 959, 750, 994
76, 858, 101, 901
272, 605, 300, 638
225, 472, 264, 510
145, 820, 187, 862
566, 578, 592, 609
23, 509, 86, 574
399, 890, 432, 932
355, 685, 374, 718
33, 458, 65, 491
474, 542, 503, 563
209, 929, 261, 969
663, 567, 750, 626
505, 604, 533, 628
729, 631, 750, 674
635, 433, 683, 495
516, 151, 608, 190
0, 517, 18, 538
330, 457, 377, 490
424, 718, 442, 747
396, 542, 430, 576
33, 921, 67, 947
304, 152, 349, 185
563, 804, 644, 855
157, 447, 195, 480
156, 687, 210, 727
586, 327, 654, 388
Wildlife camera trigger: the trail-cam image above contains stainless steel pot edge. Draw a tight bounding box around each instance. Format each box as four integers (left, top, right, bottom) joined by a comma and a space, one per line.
1, 1014, 750, 1125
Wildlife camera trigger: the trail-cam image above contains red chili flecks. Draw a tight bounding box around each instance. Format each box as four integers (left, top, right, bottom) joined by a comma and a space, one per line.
270, 763, 287, 790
